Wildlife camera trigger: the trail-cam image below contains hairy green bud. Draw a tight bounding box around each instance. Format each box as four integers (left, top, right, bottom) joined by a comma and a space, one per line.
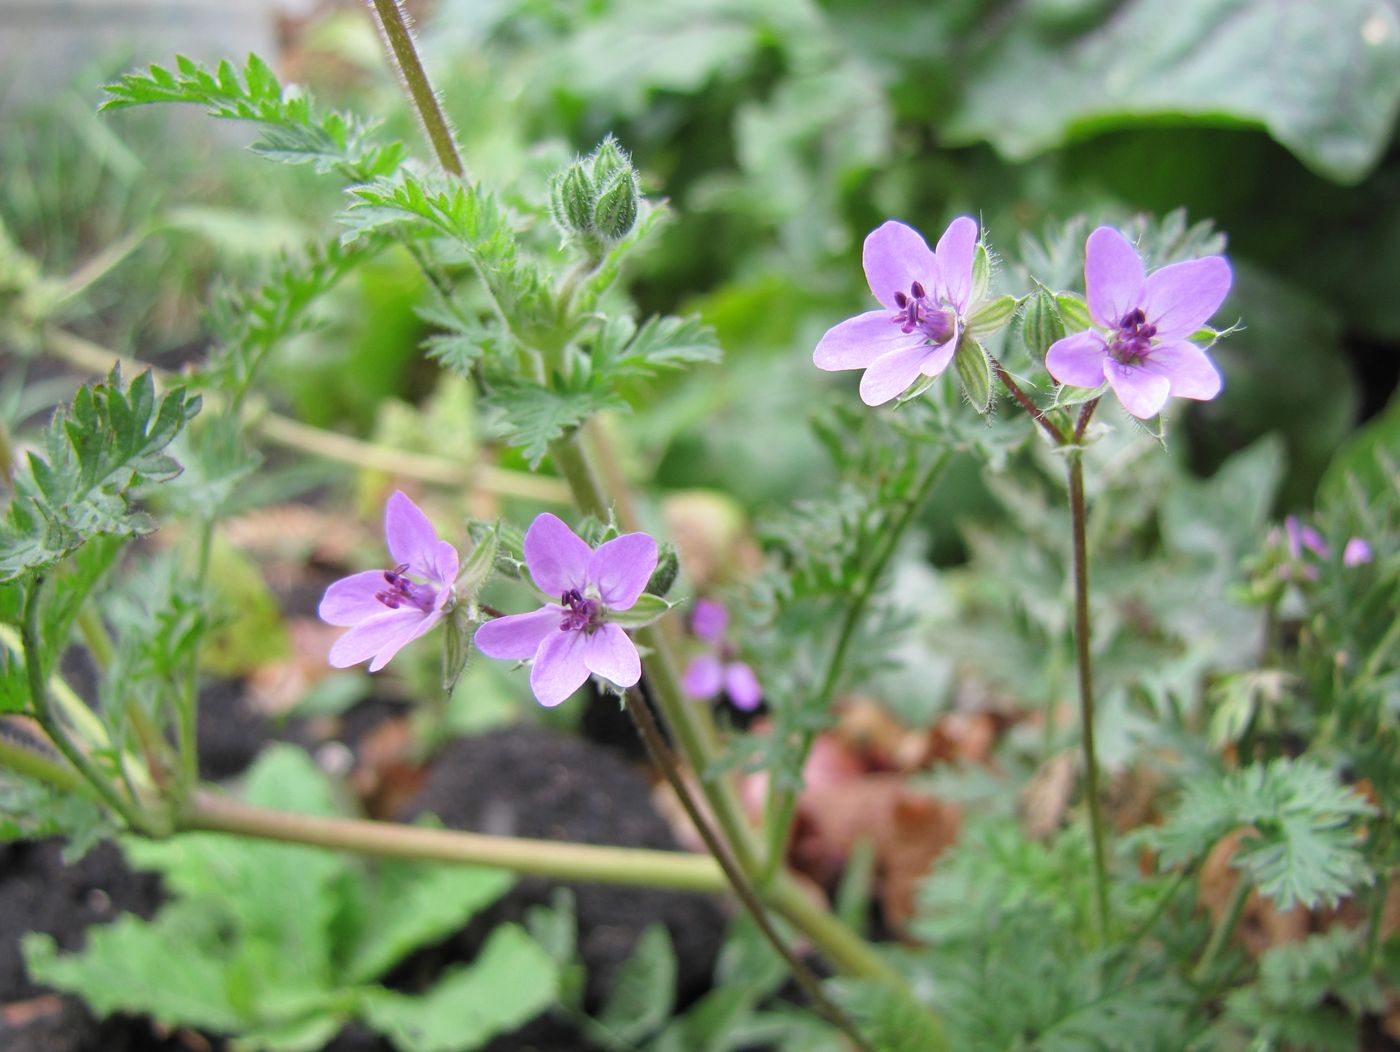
588, 135, 630, 184
593, 169, 640, 242
1021, 284, 1066, 357
549, 161, 596, 237
646, 544, 679, 598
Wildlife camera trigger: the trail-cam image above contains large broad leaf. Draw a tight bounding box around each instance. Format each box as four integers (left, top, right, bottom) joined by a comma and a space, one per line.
357, 925, 558, 1052
945, 0, 1400, 184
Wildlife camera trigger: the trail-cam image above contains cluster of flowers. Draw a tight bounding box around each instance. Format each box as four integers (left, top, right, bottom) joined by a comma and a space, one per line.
319, 218, 1293, 709
816, 218, 1231, 420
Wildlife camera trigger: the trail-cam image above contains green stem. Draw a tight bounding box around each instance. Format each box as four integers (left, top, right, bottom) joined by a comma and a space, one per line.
76, 605, 115, 672
0, 730, 86, 794
1068, 448, 1111, 941
1191, 872, 1251, 983
21, 578, 145, 828
183, 791, 724, 891
366, 0, 466, 178
548, 432, 761, 874
762, 448, 951, 883
992, 358, 1065, 443
626, 689, 874, 1052
1124, 860, 1198, 951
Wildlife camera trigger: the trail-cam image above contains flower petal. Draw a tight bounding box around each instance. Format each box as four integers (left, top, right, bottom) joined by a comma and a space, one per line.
683, 653, 724, 699
859, 342, 937, 406
530, 628, 590, 707
724, 662, 762, 711
862, 220, 937, 310
934, 216, 979, 312
919, 339, 956, 379
1140, 340, 1222, 400
385, 492, 443, 573
473, 606, 562, 660
588, 533, 657, 609
583, 623, 641, 689
813, 310, 913, 372
368, 609, 444, 672
690, 599, 728, 644
319, 570, 392, 627
1140, 256, 1232, 340
1344, 538, 1373, 567
1104, 359, 1172, 419
1085, 226, 1145, 329
524, 513, 592, 598
1045, 330, 1108, 388
328, 609, 423, 669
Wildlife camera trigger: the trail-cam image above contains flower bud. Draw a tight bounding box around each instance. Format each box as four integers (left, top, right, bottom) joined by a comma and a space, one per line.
592, 169, 640, 242
646, 544, 679, 598
1021, 284, 1065, 358
549, 161, 596, 238
588, 135, 630, 184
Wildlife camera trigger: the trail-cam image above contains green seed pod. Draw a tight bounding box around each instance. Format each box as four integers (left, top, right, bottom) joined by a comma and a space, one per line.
549, 161, 595, 237
592, 169, 640, 242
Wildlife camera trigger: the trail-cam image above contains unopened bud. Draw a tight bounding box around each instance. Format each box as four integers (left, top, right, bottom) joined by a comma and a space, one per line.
1021, 284, 1065, 358
588, 135, 630, 184
550, 161, 595, 237
646, 545, 679, 598
592, 169, 639, 242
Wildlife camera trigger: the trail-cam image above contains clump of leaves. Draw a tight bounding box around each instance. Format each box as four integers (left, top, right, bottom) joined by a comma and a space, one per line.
25, 746, 558, 1052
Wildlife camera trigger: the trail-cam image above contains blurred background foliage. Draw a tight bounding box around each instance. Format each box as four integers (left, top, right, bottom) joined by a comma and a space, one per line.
1, 0, 1396, 601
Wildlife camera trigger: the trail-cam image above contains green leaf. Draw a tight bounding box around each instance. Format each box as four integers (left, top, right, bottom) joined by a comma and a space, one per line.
0, 367, 198, 581
0, 763, 112, 852
595, 925, 677, 1045
592, 314, 723, 384
357, 925, 558, 1052
965, 294, 1018, 338
832, 979, 946, 1052
954, 337, 993, 414
102, 54, 403, 181
484, 384, 616, 468
345, 858, 514, 984
1147, 758, 1375, 910
945, 0, 1400, 183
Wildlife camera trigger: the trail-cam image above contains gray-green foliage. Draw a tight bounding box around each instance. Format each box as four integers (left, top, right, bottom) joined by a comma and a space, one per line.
24, 746, 556, 1052
0, 368, 198, 581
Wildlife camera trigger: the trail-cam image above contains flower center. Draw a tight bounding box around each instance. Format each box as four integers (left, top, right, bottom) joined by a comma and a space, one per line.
376, 564, 437, 613
560, 588, 603, 634
891, 282, 955, 344
1108, 308, 1157, 365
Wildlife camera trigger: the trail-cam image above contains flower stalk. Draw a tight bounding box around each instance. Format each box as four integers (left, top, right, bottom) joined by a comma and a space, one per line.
366, 0, 465, 179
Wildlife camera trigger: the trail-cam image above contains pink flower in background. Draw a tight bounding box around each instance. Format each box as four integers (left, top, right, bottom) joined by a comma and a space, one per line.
319, 491, 459, 671
474, 514, 657, 707
814, 217, 980, 407
1285, 515, 1331, 560
682, 599, 762, 711
1046, 226, 1231, 419
1343, 538, 1374, 567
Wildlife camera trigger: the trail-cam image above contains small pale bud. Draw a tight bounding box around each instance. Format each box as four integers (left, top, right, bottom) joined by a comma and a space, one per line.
592, 170, 640, 242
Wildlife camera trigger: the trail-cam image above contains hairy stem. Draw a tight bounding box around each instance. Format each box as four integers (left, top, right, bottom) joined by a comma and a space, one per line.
21, 579, 145, 829
184, 791, 724, 891
1068, 449, 1111, 941
762, 448, 952, 883
626, 688, 874, 1051
366, 0, 466, 178
992, 359, 1064, 443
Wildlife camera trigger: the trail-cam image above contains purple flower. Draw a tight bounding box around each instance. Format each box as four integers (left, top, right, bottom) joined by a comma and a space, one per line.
1285, 515, 1331, 560
319, 491, 459, 671
1343, 537, 1374, 567
814, 217, 980, 407
473, 513, 657, 707
681, 599, 762, 711
1046, 226, 1231, 419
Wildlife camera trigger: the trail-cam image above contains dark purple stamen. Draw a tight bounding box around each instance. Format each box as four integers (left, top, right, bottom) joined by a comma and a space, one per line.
559, 588, 602, 634
889, 281, 954, 343
375, 563, 436, 612
1108, 307, 1157, 364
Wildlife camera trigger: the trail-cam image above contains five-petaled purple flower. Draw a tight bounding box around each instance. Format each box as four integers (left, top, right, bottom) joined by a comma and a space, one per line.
474, 513, 656, 707
319, 491, 459, 671
814, 217, 980, 407
682, 599, 762, 711
1046, 226, 1231, 419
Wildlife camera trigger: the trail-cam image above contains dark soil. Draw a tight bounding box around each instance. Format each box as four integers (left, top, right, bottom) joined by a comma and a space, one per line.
391, 724, 728, 1051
